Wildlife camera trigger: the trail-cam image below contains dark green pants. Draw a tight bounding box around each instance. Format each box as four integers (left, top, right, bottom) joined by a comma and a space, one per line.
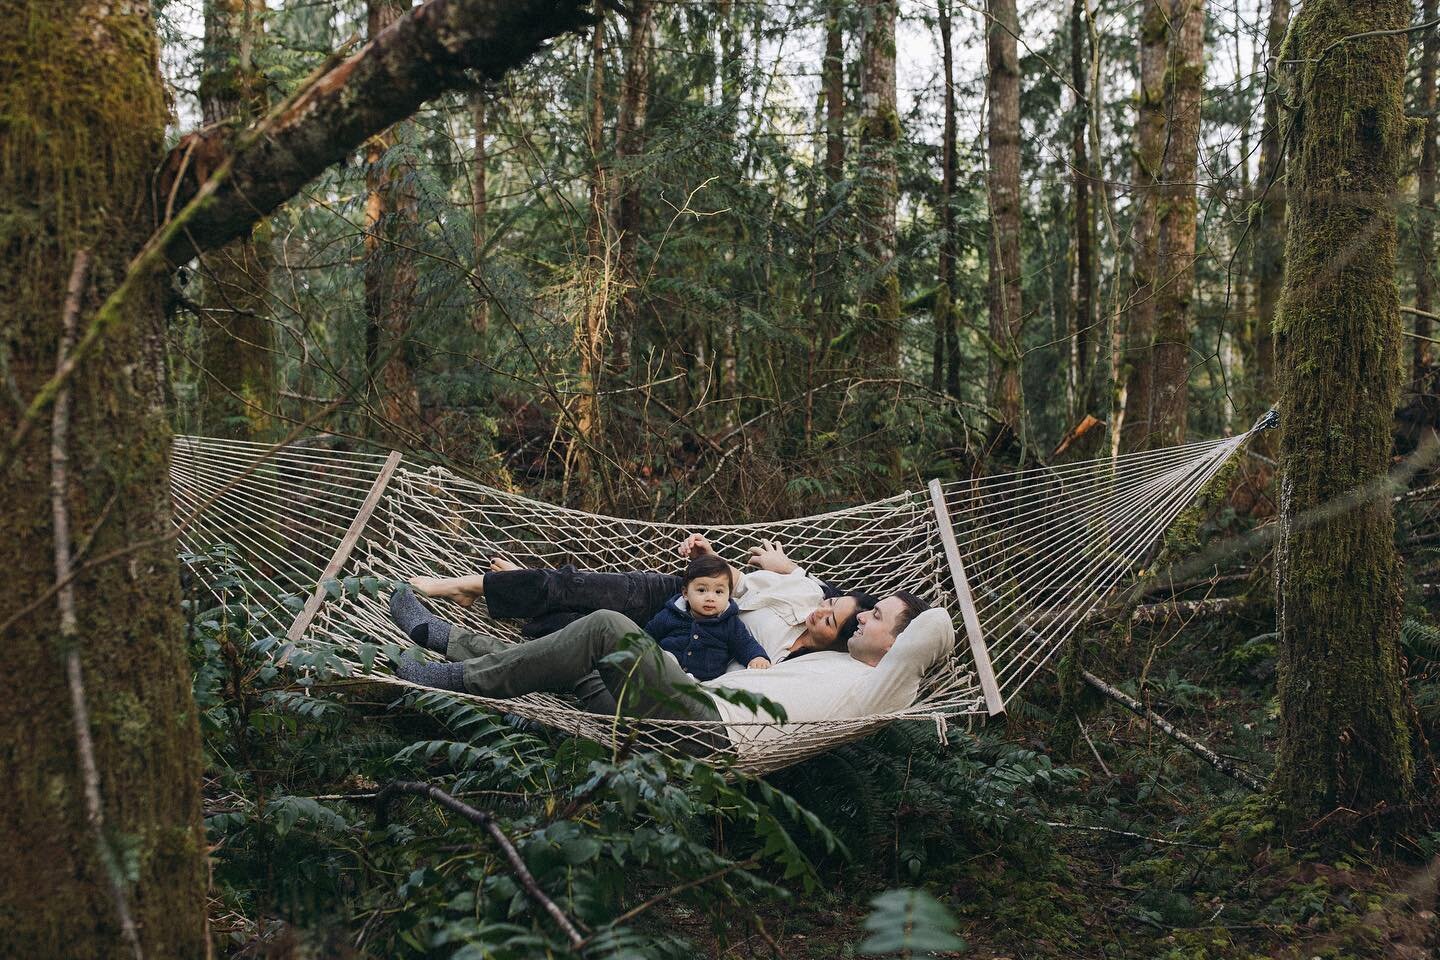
446, 610, 724, 729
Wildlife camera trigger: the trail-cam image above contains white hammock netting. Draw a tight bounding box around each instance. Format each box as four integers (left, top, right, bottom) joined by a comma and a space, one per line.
170, 425, 1258, 774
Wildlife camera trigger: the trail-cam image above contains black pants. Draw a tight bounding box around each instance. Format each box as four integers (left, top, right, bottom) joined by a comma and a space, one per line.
484, 565, 683, 638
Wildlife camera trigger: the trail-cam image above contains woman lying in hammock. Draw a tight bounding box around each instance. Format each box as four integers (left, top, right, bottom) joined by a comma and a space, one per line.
404, 534, 878, 664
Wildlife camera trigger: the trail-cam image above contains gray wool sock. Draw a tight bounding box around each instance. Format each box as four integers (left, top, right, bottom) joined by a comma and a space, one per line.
388, 585, 451, 651
396, 656, 466, 692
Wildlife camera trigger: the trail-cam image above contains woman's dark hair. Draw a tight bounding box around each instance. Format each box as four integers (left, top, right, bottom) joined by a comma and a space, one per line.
834, 590, 879, 648
683, 553, 734, 589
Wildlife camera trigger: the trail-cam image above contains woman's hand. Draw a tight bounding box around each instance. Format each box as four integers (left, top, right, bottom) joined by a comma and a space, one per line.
746, 539, 798, 574
747, 657, 772, 670
678, 533, 715, 558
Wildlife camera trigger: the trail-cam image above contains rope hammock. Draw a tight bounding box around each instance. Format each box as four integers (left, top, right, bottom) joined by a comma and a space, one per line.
170, 418, 1269, 775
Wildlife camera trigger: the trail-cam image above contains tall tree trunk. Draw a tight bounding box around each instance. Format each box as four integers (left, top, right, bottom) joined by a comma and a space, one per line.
471, 90, 490, 335
0, 3, 207, 953
819, 0, 847, 387
572, 4, 609, 506
858, 0, 901, 482
1149, 0, 1205, 448
1070, 0, 1096, 420
364, 0, 423, 441
612, 0, 652, 370
1251, 0, 1289, 459
1417, 0, 1437, 387
1120, 0, 1168, 451
1273, 0, 1415, 821
935, 0, 961, 399
986, 0, 1024, 432
199, 0, 275, 440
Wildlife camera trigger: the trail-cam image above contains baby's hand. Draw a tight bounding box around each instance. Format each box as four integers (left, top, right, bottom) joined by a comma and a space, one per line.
747, 657, 772, 670
678, 533, 715, 558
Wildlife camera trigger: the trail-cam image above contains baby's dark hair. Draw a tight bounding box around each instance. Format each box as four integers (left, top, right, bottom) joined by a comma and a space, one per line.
683, 553, 734, 589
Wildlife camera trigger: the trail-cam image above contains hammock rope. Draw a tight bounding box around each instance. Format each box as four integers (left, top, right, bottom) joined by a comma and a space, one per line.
170, 421, 1265, 774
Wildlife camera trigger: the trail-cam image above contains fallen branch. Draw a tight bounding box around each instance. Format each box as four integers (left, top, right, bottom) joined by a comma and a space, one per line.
579, 857, 761, 947
1129, 595, 1253, 625
377, 780, 585, 949
158, 0, 593, 265
1081, 670, 1267, 793
50, 252, 145, 960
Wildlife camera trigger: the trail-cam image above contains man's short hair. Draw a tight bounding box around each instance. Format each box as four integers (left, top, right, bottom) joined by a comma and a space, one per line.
891, 590, 931, 635
684, 553, 734, 589
834, 590, 879, 648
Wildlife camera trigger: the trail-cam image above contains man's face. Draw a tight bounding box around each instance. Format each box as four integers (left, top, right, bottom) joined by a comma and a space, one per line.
847, 595, 908, 666
804, 595, 859, 648
684, 574, 731, 618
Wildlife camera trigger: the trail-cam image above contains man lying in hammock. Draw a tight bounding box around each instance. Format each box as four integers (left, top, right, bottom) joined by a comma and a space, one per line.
390, 578, 950, 755
402, 534, 877, 664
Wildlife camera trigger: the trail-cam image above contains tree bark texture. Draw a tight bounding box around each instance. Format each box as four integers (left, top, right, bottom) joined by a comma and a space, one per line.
1121, 0, 1168, 451
986, 0, 1023, 431
571, 5, 609, 506
158, 0, 592, 266
198, 0, 275, 440
858, 0, 901, 479
1253, 0, 1289, 411
1273, 0, 1415, 820
472, 90, 491, 334
1070, 0, 1096, 421
364, 0, 423, 442
1149, 0, 1205, 448
613, 0, 654, 366
0, 3, 207, 954
823, 0, 840, 349
1416, 0, 1437, 386
934, 0, 961, 399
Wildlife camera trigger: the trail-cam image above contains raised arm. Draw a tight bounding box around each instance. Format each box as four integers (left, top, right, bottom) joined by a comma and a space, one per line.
676, 533, 745, 586
746, 539, 844, 596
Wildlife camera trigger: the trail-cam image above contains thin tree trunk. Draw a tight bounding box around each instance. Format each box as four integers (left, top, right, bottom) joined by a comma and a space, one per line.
199, 0, 274, 440
935, 0, 961, 398
858, 0, 901, 482
471, 90, 490, 335
986, 0, 1024, 433
1273, 0, 1415, 821
0, 3, 207, 952
572, 3, 609, 506
1417, 0, 1437, 387
1251, 0, 1289, 461
1070, 0, 1096, 419
819, 0, 846, 387
364, 0, 423, 441
613, 0, 653, 370
1121, 0, 1168, 451
1149, 0, 1205, 448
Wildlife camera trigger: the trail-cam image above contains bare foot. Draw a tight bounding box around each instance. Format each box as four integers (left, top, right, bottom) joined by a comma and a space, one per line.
488, 556, 520, 572
409, 575, 481, 607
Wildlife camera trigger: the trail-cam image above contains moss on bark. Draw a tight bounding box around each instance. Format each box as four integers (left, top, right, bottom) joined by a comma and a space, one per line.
0, 3, 207, 954
1272, 0, 1416, 825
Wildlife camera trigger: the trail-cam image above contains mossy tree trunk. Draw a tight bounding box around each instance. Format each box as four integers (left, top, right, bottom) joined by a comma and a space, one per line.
198, 0, 275, 441
613, 0, 653, 370
1415, 0, 1437, 388
1120, 0, 1167, 451
0, 3, 207, 954
1272, 0, 1415, 822
1249, 0, 1288, 463
364, 0, 423, 443
986, 0, 1023, 432
858, 0, 901, 484
1148, 0, 1205, 448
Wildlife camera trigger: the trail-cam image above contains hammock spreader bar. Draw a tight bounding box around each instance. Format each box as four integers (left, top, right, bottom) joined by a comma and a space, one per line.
928, 478, 1003, 715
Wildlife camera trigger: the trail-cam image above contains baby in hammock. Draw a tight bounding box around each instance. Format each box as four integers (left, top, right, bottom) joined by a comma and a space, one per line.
643, 554, 771, 681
